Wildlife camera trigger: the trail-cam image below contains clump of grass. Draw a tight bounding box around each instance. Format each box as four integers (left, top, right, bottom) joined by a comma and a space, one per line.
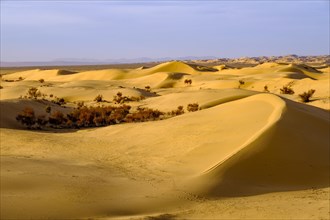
299, 89, 315, 102
39, 79, 45, 83
187, 103, 199, 112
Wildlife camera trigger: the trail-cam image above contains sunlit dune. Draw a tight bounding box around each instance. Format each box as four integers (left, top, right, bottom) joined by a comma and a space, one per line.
0, 60, 329, 219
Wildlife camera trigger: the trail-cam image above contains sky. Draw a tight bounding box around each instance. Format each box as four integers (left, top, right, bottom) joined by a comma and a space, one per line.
1, 0, 329, 62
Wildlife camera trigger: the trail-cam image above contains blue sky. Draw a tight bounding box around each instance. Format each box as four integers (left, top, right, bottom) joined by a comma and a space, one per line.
1, 0, 329, 62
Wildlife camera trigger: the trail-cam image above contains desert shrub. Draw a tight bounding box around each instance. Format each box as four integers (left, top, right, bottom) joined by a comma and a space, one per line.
299, 89, 315, 102
280, 85, 294, 94
49, 111, 66, 126
16, 107, 36, 128
170, 106, 184, 116
52, 97, 66, 106
109, 105, 131, 123
18, 77, 23, 81
65, 105, 131, 127
130, 95, 145, 102
17, 103, 189, 129
76, 101, 85, 109
238, 80, 245, 88
27, 87, 42, 99
36, 115, 47, 126
0, 86, 3, 89
49, 94, 54, 98
113, 92, 123, 103
264, 85, 269, 92
184, 79, 192, 85
94, 94, 103, 102
126, 107, 164, 122
39, 79, 45, 83
113, 92, 143, 104
187, 103, 199, 112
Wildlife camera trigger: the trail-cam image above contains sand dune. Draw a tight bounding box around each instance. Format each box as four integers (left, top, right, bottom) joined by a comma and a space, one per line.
0, 61, 329, 219
194, 96, 329, 196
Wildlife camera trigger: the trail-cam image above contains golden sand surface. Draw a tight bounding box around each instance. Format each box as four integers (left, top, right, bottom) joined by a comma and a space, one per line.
0, 61, 329, 219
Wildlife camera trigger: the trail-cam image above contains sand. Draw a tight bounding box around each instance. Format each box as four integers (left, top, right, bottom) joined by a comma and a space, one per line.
0, 61, 329, 219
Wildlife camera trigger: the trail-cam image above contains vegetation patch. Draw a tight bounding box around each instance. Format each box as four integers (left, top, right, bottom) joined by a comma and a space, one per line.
299, 89, 315, 102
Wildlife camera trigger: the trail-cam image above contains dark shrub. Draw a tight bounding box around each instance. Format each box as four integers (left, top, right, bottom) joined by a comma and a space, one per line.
170, 106, 184, 116
52, 97, 66, 106
16, 107, 36, 128
127, 107, 164, 122
264, 85, 269, 92
49, 111, 66, 126
27, 87, 42, 99
184, 79, 192, 85
238, 80, 245, 88
280, 85, 294, 94
45, 106, 51, 113
94, 94, 103, 102
36, 115, 47, 126
76, 101, 85, 109
187, 103, 199, 112
299, 89, 315, 102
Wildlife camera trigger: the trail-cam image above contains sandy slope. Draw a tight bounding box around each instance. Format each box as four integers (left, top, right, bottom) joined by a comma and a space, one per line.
0, 61, 329, 219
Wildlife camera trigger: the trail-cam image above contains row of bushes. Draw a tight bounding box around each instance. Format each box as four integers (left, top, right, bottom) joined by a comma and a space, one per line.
94, 93, 146, 104
16, 103, 200, 129
279, 84, 316, 102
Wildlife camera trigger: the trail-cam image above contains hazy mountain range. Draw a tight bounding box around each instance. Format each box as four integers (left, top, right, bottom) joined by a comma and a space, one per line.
1, 55, 329, 67
0, 56, 217, 67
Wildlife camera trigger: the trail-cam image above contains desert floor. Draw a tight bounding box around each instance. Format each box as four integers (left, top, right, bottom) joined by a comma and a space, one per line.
0, 61, 329, 219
